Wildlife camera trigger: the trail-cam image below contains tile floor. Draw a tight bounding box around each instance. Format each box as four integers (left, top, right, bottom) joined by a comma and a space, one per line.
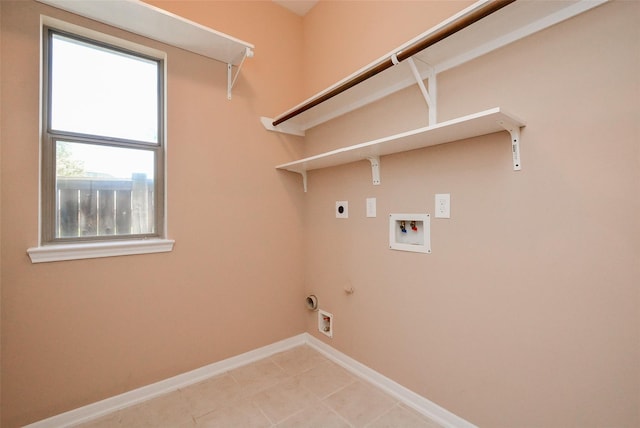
75, 345, 443, 427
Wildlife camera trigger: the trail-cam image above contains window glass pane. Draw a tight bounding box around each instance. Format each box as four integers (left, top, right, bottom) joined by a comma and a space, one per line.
55, 141, 155, 238
50, 33, 159, 143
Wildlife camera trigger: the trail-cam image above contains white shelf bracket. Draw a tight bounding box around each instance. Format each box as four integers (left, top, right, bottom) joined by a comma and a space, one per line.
406, 58, 437, 126
227, 47, 253, 100
499, 120, 522, 171
299, 171, 308, 193
260, 117, 305, 137
367, 156, 381, 186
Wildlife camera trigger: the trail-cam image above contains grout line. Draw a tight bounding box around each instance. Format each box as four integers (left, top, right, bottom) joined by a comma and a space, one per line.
273, 405, 308, 427
255, 402, 276, 426
321, 400, 355, 428
363, 403, 398, 427
322, 377, 356, 401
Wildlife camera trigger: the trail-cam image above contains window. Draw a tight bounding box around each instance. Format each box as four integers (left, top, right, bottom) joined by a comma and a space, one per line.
29, 23, 172, 262
44, 27, 164, 242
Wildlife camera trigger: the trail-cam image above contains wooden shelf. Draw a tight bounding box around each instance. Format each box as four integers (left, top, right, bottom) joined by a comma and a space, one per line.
263, 0, 604, 135
276, 108, 525, 191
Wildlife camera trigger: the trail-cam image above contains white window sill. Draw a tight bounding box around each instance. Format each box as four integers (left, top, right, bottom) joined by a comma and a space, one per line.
27, 239, 175, 263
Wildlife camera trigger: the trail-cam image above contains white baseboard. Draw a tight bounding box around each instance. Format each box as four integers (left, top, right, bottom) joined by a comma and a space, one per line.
25, 334, 307, 427
305, 334, 476, 428
26, 333, 474, 428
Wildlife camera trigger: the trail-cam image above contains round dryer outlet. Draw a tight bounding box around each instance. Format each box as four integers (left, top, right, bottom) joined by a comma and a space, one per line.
336, 201, 348, 219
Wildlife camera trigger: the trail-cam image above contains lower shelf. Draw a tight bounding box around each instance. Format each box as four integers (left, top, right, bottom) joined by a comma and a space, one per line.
276, 107, 525, 191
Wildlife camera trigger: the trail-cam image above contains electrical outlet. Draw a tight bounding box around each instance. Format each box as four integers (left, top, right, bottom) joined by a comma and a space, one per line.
435, 194, 450, 218
336, 201, 348, 218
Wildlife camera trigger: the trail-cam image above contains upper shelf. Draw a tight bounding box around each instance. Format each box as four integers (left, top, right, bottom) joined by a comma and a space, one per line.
264, 0, 605, 135
276, 107, 525, 191
36, 0, 254, 66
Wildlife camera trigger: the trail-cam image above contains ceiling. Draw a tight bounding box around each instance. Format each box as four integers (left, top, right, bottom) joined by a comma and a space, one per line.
273, 0, 318, 16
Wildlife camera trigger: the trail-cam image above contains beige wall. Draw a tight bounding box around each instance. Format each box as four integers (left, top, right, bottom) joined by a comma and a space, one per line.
301, 1, 640, 427
1, 0, 639, 427
0, 1, 306, 426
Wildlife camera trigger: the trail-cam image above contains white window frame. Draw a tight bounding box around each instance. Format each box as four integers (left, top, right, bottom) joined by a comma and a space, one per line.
28, 16, 173, 263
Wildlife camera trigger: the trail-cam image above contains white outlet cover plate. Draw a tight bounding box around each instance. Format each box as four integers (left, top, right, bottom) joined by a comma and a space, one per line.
336, 201, 348, 218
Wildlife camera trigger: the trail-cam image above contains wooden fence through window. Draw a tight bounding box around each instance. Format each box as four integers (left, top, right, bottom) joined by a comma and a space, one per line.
56, 174, 154, 238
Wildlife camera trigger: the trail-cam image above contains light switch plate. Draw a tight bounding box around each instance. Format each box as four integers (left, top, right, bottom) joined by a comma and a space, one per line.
435, 194, 450, 218
366, 197, 376, 218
